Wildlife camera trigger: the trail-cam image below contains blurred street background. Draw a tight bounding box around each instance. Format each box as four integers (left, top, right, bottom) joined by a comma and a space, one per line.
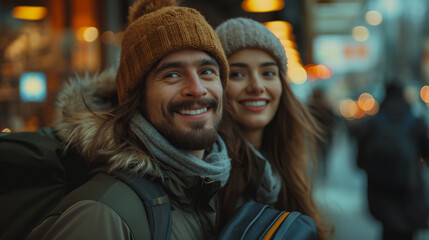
313, 119, 429, 240
1, 0, 429, 239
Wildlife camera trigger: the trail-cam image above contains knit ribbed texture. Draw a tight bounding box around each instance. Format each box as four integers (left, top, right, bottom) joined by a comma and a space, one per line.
116, 5, 229, 103
215, 17, 287, 74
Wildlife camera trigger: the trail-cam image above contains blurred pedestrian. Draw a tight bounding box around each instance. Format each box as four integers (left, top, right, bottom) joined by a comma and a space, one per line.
308, 87, 336, 180
357, 82, 429, 240
215, 17, 332, 240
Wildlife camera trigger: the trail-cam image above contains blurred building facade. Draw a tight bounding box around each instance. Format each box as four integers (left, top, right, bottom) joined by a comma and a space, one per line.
1, 0, 429, 131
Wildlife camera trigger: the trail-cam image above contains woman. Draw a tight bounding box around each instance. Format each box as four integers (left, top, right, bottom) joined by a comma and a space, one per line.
215, 18, 331, 240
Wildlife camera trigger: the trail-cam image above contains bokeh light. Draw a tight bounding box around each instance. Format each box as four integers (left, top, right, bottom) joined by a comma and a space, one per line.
339, 99, 358, 119
358, 93, 375, 111
288, 66, 307, 84
242, 0, 284, 13
12, 6, 47, 20
365, 10, 383, 26
366, 100, 379, 115
83, 27, 99, 42
352, 26, 370, 42
420, 85, 429, 103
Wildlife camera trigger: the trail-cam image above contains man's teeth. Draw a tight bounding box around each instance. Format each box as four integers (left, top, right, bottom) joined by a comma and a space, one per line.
179, 107, 208, 115
243, 101, 267, 107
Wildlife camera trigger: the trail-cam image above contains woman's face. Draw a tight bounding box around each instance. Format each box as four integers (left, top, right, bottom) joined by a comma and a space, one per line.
226, 49, 283, 134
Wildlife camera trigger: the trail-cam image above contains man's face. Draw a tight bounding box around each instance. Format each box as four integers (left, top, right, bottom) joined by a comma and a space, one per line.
143, 49, 223, 150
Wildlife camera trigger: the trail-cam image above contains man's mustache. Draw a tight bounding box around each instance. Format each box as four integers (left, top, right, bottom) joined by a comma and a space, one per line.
168, 98, 218, 112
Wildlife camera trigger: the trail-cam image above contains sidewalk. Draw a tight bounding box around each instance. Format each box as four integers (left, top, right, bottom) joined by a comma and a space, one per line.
312, 121, 429, 240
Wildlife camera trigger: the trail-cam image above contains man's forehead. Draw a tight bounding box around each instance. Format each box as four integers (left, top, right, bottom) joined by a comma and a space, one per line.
157, 49, 218, 67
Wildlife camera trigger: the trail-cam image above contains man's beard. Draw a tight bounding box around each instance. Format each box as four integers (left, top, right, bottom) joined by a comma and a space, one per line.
152, 98, 222, 150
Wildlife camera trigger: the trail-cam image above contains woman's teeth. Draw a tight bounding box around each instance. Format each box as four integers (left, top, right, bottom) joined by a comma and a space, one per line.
242, 101, 267, 107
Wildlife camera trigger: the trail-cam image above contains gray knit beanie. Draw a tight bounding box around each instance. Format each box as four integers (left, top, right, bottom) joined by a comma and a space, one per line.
215, 17, 287, 74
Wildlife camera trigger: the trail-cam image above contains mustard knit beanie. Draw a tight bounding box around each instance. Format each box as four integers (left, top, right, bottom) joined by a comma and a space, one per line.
116, 0, 229, 103
215, 17, 287, 74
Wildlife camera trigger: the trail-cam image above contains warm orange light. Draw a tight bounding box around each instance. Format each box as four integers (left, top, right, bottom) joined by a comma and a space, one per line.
353, 106, 366, 119
280, 39, 296, 49
77, 27, 99, 42
84, 27, 99, 42
305, 64, 332, 80
366, 100, 379, 115
420, 86, 429, 103
264, 22, 292, 40
12, 6, 47, 20
316, 65, 332, 79
288, 66, 307, 84
339, 99, 358, 119
242, 0, 284, 13
285, 48, 300, 58
264, 21, 291, 30
358, 93, 375, 111
305, 64, 317, 79
1, 128, 11, 133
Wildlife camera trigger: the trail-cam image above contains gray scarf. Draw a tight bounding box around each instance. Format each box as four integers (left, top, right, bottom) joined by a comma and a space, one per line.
131, 113, 231, 186
248, 143, 282, 204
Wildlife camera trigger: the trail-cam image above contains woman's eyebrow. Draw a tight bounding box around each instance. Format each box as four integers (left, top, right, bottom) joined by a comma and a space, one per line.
260, 62, 278, 67
229, 63, 248, 68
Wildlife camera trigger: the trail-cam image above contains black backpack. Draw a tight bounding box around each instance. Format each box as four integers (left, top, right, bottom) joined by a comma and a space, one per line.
218, 200, 317, 240
0, 128, 171, 240
362, 112, 419, 189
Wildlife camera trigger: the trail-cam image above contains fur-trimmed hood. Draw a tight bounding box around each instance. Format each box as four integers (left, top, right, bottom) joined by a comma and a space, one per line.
54, 69, 161, 177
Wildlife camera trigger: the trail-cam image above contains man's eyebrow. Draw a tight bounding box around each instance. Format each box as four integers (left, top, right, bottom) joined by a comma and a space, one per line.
199, 58, 219, 68
154, 58, 219, 74
154, 62, 184, 74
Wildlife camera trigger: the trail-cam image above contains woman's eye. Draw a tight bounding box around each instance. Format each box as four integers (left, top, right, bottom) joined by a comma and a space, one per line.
263, 70, 276, 77
230, 71, 244, 78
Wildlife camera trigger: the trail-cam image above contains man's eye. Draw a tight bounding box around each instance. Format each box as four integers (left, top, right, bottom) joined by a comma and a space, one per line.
230, 71, 244, 78
201, 69, 214, 75
165, 73, 180, 78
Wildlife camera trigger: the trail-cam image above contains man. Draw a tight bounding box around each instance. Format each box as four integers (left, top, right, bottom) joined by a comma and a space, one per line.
28, 0, 230, 239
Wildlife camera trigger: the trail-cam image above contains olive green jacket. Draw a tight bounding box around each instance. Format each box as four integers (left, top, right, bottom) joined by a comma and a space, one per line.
29, 171, 221, 240
28, 70, 222, 240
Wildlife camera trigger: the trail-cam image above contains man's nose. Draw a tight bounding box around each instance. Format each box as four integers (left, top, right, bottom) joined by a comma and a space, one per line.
181, 73, 208, 98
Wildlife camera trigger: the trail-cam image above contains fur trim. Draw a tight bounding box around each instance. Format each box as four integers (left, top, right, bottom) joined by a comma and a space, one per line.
54, 69, 161, 178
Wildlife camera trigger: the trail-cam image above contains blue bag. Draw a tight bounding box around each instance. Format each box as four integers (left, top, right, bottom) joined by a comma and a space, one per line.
218, 200, 317, 240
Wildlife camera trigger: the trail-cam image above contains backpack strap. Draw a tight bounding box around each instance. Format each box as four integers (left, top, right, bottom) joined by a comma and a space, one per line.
115, 174, 172, 240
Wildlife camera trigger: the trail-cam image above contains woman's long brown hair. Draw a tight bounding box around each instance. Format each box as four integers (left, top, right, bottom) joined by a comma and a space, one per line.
219, 73, 333, 240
